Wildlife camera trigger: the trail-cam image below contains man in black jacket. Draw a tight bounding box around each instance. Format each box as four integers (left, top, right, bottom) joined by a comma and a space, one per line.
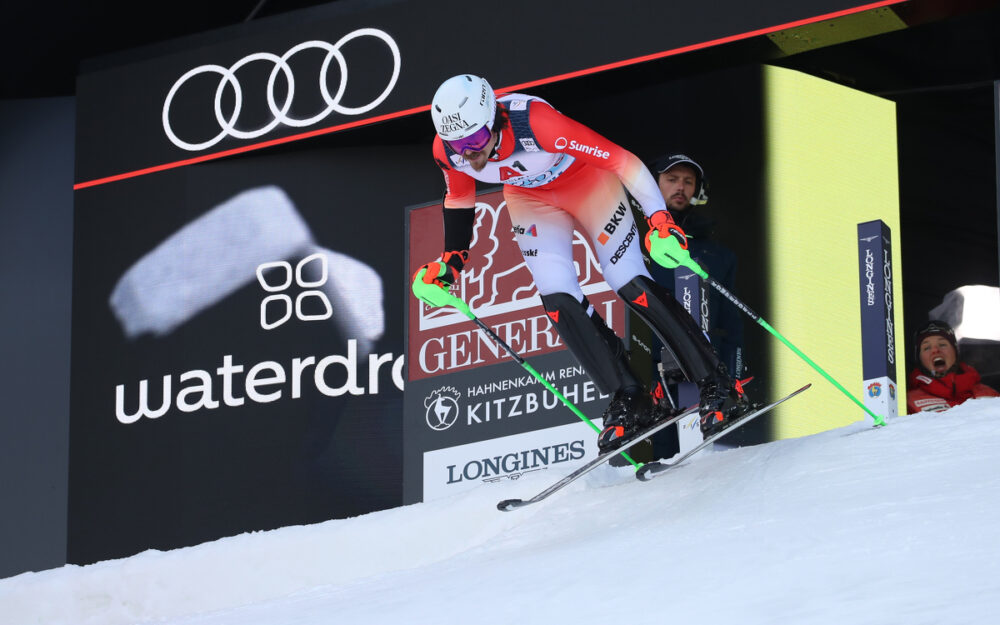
647, 153, 745, 381
633, 153, 752, 460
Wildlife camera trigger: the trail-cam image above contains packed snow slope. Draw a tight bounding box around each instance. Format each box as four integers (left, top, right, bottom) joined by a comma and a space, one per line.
4, 398, 1000, 625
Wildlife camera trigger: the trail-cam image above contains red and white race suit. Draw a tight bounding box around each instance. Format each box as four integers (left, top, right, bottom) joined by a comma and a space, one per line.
433, 93, 666, 298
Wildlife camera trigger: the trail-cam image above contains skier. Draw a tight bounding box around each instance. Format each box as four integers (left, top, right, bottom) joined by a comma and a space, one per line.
412, 74, 749, 450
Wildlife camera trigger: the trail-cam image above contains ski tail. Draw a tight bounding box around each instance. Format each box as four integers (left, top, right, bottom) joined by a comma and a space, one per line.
636, 383, 811, 481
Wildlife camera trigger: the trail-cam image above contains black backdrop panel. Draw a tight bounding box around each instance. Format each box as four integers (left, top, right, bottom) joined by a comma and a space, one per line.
68, 144, 439, 564
74, 0, 879, 184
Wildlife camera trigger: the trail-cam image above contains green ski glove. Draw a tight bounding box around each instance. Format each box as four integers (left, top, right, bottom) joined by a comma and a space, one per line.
411, 265, 473, 319
643, 212, 707, 278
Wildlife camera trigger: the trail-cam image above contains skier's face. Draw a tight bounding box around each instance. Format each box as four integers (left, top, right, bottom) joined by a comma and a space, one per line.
658, 165, 697, 211
460, 130, 498, 172
919, 336, 957, 377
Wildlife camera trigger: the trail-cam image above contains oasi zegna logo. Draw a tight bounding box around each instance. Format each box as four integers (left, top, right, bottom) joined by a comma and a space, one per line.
425, 387, 461, 431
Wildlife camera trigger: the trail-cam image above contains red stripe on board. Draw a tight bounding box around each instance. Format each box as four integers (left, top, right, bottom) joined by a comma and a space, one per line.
73, 0, 906, 190
73, 104, 431, 189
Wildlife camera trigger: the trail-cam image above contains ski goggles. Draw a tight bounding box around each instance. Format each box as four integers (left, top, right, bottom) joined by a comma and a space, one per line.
444, 125, 492, 155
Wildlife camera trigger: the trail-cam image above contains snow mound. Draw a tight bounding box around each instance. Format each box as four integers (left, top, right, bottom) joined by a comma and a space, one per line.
3, 397, 999, 625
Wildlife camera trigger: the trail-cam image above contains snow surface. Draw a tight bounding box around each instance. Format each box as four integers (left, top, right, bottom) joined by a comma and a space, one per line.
4, 398, 1000, 625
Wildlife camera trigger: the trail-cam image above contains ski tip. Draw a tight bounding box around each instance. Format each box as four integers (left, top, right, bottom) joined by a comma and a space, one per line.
497, 499, 523, 512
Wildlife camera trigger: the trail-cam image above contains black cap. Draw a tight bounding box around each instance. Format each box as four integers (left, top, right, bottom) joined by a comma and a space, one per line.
651, 153, 704, 178
914, 319, 958, 362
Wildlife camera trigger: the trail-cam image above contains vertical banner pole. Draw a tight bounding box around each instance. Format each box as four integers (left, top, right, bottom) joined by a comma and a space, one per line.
673, 267, 704, 449
857, 220, 899, 421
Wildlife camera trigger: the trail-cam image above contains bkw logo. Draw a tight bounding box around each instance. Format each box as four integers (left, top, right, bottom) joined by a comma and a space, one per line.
256, 253, 333, 330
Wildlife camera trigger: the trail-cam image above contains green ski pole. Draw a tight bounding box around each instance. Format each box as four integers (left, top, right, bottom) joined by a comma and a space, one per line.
647, 234, 886, 427
412, 267, 643, 468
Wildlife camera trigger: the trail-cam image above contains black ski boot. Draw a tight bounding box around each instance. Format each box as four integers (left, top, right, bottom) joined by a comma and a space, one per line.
607, 385, 681, 465
697, 365, 752, 439
597, 386, 655, 453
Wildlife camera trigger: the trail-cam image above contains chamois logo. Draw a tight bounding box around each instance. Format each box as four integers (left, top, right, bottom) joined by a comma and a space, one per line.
425, 387, 461, 431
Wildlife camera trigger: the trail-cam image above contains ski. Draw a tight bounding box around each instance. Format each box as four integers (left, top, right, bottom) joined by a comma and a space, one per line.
497, 404, 700, 511
636, 383, 811, 481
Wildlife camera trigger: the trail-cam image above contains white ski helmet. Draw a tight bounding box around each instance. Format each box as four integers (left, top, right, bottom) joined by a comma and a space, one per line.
431, 74, 497, 141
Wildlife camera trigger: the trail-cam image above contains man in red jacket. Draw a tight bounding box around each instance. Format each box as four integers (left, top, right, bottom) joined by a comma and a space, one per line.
907, 320, 999, 413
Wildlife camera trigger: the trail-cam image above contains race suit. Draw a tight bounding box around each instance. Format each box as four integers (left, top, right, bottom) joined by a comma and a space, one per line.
433, 93, 665, 299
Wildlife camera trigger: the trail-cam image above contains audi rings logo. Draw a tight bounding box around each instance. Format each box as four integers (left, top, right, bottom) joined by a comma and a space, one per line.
256, 253, 333, 330
162, 28, 402, 151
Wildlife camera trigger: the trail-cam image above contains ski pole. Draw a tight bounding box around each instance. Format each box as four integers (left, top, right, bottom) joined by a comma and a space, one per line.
412, 268, 642, 468
648, 236, 886, 427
